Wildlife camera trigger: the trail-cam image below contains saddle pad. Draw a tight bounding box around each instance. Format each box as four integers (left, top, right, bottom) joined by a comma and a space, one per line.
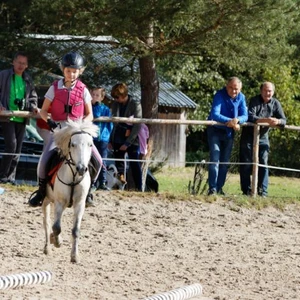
48, 162, 63, 188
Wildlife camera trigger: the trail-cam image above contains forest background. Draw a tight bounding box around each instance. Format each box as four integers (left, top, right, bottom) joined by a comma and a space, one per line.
1, 0, 300, 177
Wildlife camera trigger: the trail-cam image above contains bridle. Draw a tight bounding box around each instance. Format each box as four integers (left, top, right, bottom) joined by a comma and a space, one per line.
56, 131, 92, 207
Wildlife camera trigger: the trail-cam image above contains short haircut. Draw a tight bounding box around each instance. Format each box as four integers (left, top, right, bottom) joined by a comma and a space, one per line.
92, 87, 106, 97
13, 51, 28, 60
227, 76, 242, 87
111, 83, 128, 99
260, 81, 275, 92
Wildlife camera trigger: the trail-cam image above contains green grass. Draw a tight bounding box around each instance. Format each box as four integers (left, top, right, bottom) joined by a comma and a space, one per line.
4, 167, 300, 210
154, 166, 300, 209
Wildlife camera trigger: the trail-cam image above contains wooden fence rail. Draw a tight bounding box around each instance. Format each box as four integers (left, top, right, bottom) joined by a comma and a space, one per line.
0, 110, 299, 197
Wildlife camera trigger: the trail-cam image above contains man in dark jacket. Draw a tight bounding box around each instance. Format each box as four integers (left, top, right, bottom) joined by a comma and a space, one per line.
110, 83, 142, 191
239, 82, 286, 197
0, 51, 38, 184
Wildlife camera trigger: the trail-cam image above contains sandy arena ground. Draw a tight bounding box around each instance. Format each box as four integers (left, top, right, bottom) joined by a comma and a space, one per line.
0, 188, 300, 300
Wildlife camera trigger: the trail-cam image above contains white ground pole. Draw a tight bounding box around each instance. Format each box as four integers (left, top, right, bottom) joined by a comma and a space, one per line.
142, 283, 203, 300
0, 271, 52, 290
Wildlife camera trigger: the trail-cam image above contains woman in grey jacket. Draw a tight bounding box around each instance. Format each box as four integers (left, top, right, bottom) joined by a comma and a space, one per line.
110, 83, 142, 191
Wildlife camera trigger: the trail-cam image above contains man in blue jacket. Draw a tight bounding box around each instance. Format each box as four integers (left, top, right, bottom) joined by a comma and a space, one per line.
207, 77, 248, 196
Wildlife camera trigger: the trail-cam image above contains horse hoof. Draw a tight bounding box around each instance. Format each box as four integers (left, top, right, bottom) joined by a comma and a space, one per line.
50, 233, 55, 244
71, 256, 79, 263
50, 233, 62, 248
44, 246, 51, 255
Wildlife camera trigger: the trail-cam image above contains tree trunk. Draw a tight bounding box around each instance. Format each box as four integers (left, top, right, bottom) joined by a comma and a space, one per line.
139, 56, 159, 191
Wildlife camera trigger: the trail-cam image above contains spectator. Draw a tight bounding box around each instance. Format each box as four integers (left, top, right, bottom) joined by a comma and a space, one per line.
91, 87, 113, 191
110, 83, 142, 191
28, 51, 102, 207
207, 77, 248, 196
239, 82, 286, 197
0, 51, 38, 185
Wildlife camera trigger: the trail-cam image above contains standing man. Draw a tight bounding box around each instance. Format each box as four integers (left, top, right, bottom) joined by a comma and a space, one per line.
207, 77, 248, 196
0, 51, 38, 184
239, 82, 286, 197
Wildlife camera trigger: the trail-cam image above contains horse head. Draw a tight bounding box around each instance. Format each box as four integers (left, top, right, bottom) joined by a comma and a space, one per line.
53, 119, 99, 176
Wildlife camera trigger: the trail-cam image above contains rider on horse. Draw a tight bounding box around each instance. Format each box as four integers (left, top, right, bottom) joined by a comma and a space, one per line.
29, 51, 102, 208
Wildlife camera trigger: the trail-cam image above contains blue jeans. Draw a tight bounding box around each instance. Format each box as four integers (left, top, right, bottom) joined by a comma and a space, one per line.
207, 126, 234, 192
94, 140, 108, 185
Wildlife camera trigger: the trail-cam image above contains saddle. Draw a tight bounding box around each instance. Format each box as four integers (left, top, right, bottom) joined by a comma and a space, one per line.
45, 149, 100, 188
45, 149, 64, 188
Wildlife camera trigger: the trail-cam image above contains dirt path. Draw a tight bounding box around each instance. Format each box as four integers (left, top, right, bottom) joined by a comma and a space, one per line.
0, 188, 300, 299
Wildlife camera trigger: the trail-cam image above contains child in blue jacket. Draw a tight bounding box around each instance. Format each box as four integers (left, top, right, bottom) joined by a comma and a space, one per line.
91, 87, 113, 190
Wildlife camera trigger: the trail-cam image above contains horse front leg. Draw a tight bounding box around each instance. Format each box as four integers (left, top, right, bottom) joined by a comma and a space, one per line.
42, 199, 51, 255
51, 201, 64, 248
71, 201, 85, 263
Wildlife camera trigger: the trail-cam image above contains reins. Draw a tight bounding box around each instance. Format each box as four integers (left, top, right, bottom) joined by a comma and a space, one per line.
56, 130, 92, 207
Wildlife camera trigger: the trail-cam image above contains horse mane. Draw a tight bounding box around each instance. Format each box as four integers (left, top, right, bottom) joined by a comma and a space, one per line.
53, 119, 99, 157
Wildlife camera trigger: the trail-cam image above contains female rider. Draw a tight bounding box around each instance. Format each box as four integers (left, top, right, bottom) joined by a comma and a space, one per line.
29, 51, 102, 207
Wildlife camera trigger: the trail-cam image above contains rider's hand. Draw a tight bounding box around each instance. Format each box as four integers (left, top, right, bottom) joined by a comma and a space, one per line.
47, 119, 58, 130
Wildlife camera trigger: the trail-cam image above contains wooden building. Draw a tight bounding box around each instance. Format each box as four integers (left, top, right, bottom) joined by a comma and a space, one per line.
30, 35, 197, 167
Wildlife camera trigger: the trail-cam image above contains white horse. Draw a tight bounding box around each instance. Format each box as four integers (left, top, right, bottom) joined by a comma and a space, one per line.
42, 120, 98, 263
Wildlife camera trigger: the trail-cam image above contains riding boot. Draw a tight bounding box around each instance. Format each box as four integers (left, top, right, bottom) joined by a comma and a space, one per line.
85, 185, 96, 208
28, 178, 47, 207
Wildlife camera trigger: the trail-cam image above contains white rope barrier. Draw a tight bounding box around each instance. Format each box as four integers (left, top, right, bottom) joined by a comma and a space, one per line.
142, 283, 203, 300
1, 150, 300, 174
0, 270, 52, 290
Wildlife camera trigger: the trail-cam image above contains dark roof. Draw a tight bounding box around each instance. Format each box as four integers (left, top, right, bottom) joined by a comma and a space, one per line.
29, 34, 197, 109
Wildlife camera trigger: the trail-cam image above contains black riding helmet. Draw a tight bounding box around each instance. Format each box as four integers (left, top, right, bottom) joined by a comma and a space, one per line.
61, 51, 85, 69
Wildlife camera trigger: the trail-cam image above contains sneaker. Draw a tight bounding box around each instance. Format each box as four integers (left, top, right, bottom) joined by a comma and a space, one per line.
98, 184, 110, 191
207, 189, 216, 196
118, 174, 127, 184
86, 193, 96, 207
218, 189, 226, 196
242, 190, 252, 196
258, 187, 267, 198
90, 184, 97, 192
258, 192, 268, 198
